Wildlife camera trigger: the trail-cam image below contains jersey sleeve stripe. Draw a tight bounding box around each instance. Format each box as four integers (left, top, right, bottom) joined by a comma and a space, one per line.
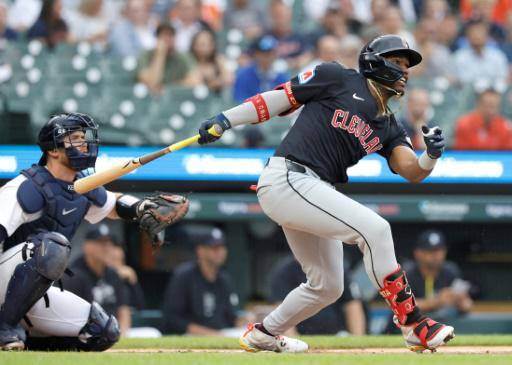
274, 81, 302, 116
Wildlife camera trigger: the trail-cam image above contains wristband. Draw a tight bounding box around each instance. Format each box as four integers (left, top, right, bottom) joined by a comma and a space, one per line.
418, 151, 438, 171
116, 194, 141, 221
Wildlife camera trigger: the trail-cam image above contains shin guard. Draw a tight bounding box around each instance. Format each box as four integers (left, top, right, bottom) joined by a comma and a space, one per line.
379, 266, 423, 326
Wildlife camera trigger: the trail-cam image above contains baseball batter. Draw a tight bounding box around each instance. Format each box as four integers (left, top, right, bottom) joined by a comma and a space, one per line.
197, 35, 453, 353
0, 113, 189, 351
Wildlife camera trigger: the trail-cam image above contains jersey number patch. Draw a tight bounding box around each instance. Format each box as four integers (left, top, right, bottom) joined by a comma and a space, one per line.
298, 69, 315, 84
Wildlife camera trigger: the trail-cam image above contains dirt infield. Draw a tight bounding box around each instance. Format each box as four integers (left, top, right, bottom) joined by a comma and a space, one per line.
108, 346, 512, 354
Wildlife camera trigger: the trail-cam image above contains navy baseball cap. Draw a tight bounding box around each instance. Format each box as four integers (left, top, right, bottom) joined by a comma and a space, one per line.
85, 223, 117, 242
415, 230, 446, 250
194, 227, 226, 247
251, 35, 278, 53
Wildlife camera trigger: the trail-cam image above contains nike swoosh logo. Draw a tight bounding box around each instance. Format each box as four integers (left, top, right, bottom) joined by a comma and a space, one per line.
62, 208, 77, 216
352, 93, 365, 101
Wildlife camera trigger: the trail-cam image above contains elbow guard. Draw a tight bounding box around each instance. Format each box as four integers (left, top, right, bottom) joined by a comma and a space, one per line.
115, 194, 141, 221
274, 81, 301, 116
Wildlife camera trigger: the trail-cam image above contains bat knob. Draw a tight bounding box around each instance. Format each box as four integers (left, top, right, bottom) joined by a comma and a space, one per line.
208, 124, 224, 137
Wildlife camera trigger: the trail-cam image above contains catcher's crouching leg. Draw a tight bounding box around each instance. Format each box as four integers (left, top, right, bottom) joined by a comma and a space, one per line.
78, 302, 120, 351
0, 232, 71, 350
25, 302, 120, 351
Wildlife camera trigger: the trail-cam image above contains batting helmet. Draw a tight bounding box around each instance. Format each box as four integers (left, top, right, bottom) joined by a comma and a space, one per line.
37, 113, 99, 171
358, 35, 422, 87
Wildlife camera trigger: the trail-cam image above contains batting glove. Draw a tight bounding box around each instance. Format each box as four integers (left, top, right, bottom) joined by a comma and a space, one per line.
198, 113, 231, 145
422, 125, 445, 159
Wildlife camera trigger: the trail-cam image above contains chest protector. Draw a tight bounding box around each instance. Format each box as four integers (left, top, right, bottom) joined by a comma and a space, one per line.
4, 165, 106, 250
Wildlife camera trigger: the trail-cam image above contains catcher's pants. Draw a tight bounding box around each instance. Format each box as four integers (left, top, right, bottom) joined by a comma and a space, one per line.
257, 157, 398, 334
0, 243, 91, 337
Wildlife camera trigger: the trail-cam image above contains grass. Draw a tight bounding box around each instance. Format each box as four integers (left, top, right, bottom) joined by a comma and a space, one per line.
2, 353, 512, 365
116, 334, 512, 349
1, 335, 512, 365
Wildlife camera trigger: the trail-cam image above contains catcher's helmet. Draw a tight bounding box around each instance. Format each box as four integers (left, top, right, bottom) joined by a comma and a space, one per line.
359, 35, 422, 87
37, 113, 99, 171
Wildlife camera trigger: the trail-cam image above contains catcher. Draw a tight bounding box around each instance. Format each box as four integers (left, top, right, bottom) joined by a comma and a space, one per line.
0, 113, 189, 351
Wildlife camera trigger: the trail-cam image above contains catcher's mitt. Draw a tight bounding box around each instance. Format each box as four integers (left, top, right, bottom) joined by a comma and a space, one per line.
138, 193, 190, 247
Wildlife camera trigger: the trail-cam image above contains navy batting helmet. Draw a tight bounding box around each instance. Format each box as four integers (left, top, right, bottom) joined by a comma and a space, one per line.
37, 113, 99, 171
358, 35, 422, 87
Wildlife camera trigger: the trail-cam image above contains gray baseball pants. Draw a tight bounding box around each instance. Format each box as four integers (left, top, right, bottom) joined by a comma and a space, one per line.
257, 157, 399, 335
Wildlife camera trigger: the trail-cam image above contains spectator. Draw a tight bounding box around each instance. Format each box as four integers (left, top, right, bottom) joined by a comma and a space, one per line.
499, 11, 512, 62
106, 244, 146, 311
264, 0, 312, 70
405, 230, 473, 318
468, 1, 508, 44
339, 35, 363, 70
303, 35, 342, 72
436, 14, 460, 51
137, 22, 200, 94
241, 126, 265, 148
453, 18, 508, 87
269, 255, 366, 335
370, 0, 391, 25
304, 0, 365, 28
162, 227, 240, 336
63, 0, 109, 50
200, 0, 225, 31
190, 29, 233, 93
308, 2, 360, 46
454, 89, 512, 150
460, 0, 512, 26
27, 0, 69, 48
6, 0, 41, 32
0, 2, 17, 42
109, 0, 157, 57
422, 0, 451, 22
411, 19, 455, 81
63, 224, 131, 335
233, 34, 289, 103
168, 0, 211, 53
223, 0, 266, 40
400, 88, 433, 150
376, 6, 416, 50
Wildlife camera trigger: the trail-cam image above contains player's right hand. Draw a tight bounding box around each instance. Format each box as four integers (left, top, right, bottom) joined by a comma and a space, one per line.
198, 113, 231, 144
421, 125, 445, 159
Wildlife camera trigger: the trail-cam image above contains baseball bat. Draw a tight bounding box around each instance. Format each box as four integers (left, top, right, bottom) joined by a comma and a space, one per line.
74, 125, 223, 194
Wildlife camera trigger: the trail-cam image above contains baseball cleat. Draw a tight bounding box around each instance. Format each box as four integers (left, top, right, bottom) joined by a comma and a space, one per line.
239, 323, 308, 353
397, 317, 455, 353
0, 323, 25, 351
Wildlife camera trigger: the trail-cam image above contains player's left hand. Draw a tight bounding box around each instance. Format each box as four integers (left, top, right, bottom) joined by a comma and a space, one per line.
198, 113, 231, 145
421, 125, 445, 159
138, 193, 190, 247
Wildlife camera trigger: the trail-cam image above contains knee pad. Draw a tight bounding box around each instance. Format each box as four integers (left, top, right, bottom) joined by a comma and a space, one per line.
78, 302, 120, 352
32, 231, 71, 281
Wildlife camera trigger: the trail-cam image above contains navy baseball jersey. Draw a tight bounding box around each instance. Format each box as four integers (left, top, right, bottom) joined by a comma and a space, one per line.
275, 62, 412, 184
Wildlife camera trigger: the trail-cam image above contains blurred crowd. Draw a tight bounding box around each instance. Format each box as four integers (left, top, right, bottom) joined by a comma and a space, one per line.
2, 0, 512, 149
66, 223, 474, 338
